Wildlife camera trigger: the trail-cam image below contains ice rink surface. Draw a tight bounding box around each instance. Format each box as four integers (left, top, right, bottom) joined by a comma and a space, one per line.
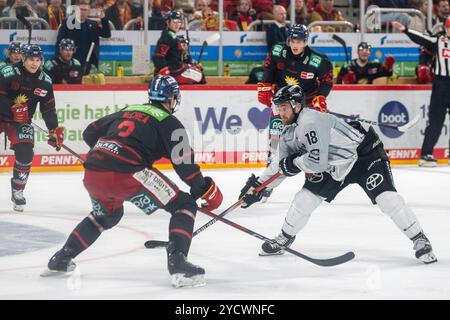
0, 166, 449, 300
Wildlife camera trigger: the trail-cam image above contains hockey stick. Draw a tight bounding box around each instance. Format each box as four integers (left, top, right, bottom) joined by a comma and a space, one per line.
145, 172, 282, 248
197, 33, 220, 64
332, 34, 349, 64
82, 42, 95, 75
16, 13, 32, 44
31, 123, 86, 162
197, 207, 355, 267
328, 111, 420, 133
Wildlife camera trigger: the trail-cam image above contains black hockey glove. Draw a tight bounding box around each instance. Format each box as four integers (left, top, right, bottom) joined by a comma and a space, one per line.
279, 153, 303, 177
238, 174, 265, 209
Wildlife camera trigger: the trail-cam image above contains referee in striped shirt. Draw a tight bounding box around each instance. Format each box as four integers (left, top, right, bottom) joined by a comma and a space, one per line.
393, 18, 450, 167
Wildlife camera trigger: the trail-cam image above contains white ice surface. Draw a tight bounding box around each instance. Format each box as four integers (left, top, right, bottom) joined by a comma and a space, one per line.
0, 166, 449, 299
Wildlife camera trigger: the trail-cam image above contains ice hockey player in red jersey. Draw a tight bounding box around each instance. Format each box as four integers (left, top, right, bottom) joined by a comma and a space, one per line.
0, 44, 64, 212
42, 75, 223, 288
336, 42, 395, 84
153, 11, 205, 84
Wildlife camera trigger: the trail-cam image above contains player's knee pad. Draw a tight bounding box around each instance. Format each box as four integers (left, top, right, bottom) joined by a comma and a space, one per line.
283, 188, 322, 236
90, 207, 124, 230
376, 191, 422, 239
13, 143, 34, 163
376, 191, 405, 216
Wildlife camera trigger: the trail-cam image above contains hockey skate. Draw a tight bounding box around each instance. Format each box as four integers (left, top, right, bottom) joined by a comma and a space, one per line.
167, 242, 205, 288
418, 155, 437, 167
41, 248, 77, 277
259, 231, 296, 256
261, 189, 273, 203
11, 179, 26, 212
412, 233, 437, 264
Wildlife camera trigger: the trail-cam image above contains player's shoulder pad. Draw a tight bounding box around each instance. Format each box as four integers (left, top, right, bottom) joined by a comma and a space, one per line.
43, 59, 56, 70
39, 71, 53, 85
0, 65, 16, 78
72, 58, 81, 66
271, 44, 285, 57
167, 30, 177, 40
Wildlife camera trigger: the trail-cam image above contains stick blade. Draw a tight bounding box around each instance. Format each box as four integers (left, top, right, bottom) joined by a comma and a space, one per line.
144, 240, 168, 248
398, 114, 420, 132
205, 33, 220, 45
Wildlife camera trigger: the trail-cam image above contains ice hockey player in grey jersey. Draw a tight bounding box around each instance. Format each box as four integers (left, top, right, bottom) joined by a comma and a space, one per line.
239, 85, 437, 264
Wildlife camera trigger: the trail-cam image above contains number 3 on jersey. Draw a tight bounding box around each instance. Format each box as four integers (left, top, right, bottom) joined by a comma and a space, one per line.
117, 120, 136, 137
305, 131, 318, 145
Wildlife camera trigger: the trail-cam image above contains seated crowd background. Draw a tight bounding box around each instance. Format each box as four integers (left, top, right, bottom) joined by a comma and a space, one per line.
0, 0, 447, 31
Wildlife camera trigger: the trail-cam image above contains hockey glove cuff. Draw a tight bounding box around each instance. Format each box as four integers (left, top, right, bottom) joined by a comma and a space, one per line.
279, 153, 303, 177
48, 126, 65, 151
200, 177, 223, 211
311, 95, 327, 113
158, 66, 171, 76
239, 174, 265, 208
257, 82, 275, 108
383, 55, 395, 71
342, 70, 357, 84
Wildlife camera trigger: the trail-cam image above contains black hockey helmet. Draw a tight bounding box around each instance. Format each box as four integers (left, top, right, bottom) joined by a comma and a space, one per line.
357, 42, 372, 51
148, 75, 181, 113
59, 38, 76, 52
8, 42, 21, 54
273, 85, 306, 109
287, 24, 309, 42
165, 10, 183, 22
22, 44, 44, 60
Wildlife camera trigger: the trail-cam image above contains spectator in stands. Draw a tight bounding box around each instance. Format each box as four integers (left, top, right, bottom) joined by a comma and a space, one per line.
432, 0, 449, 25
2, 0, 38, 18
288, 0, 311, 26
91, 0, 115, 11
371, 0, 412, 29
174, 0, 193, 13
41, 0, 66, 30
105, 0, 143, 30
311, 0, 346, 32
145, 0, 167, 29
153, 0, 174, 12
56, 0, 111, 75
194, 0, 208, 13
266, 5, 288, 50
230, 0, 257, 31
225, 0, 273, 19
33, 0, 49, 21
408, 0, 428, 32
336, 42, 396, 84
192, 0, 217, 21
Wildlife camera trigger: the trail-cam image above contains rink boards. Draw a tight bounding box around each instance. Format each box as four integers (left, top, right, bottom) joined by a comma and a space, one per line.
0, 84, 448, 172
